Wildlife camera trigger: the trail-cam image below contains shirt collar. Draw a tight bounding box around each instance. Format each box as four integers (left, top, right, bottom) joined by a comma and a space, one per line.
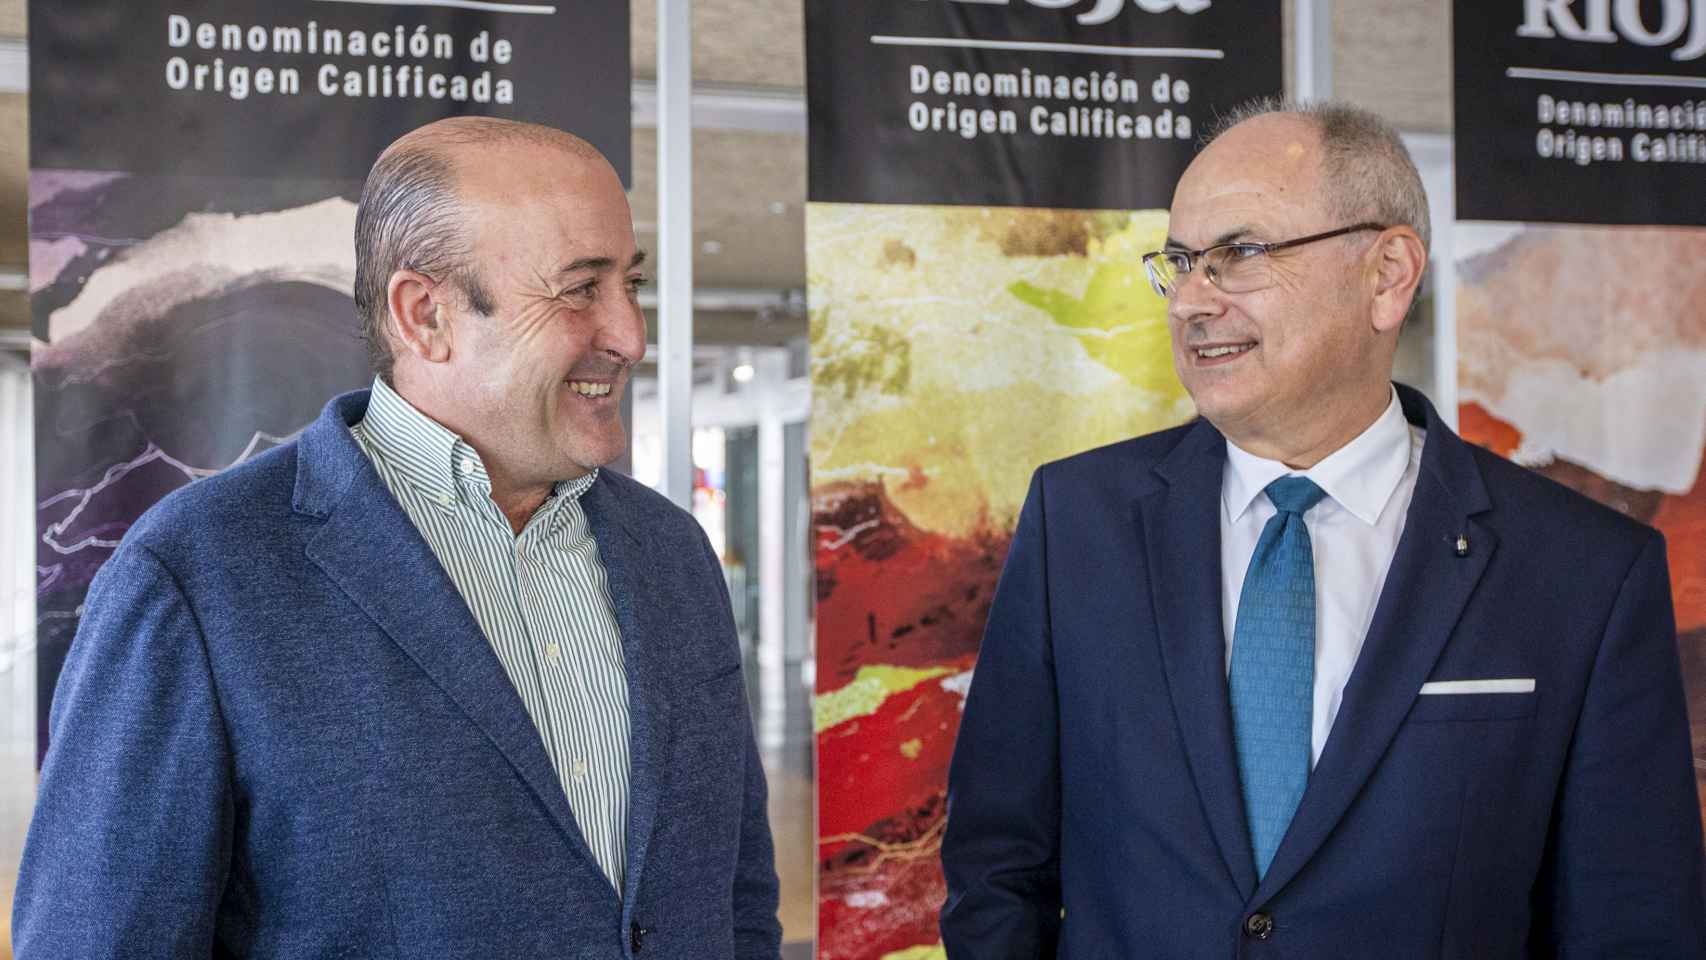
1222, 385, 1412, 526
359, 377, 599, 514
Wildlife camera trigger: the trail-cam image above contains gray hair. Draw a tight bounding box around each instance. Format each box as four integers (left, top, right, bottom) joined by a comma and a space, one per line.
353, 148, 482, 383
1206, 99, 1431, 256
354, 118, 584, 382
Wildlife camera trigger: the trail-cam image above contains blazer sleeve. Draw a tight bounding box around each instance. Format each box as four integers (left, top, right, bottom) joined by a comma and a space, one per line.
940, 469, 1062, 959
1533, 531, 1706, 955
13, 543, 234, 958
696, 532, 783, 960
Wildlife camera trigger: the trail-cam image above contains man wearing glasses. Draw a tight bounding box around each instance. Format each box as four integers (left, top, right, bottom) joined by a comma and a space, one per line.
942, 100, 1704, 956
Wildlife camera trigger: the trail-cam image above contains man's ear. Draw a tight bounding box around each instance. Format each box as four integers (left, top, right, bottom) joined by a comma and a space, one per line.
386, 269, 453, 364
1369, 227, 1427, 335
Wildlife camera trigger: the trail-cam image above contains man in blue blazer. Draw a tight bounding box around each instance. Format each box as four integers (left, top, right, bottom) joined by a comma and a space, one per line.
941, 101, 1705, 956
15, 119, 781, 958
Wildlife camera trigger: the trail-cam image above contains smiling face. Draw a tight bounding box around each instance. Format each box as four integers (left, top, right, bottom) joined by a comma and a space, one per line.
427, 139, 648, 490
1165, 114, 1395, 464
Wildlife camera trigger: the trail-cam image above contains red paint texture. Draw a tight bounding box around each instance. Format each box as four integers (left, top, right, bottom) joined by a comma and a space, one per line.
814, 481, 1008, 959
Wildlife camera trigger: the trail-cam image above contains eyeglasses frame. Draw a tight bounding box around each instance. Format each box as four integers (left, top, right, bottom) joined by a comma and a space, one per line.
1141, 222, 1391, 298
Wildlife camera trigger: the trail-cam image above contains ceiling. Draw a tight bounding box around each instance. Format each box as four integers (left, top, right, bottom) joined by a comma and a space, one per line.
0, 0, 1454, 343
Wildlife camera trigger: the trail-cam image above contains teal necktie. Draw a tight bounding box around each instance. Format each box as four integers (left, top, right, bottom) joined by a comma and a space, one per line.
1229, 476, 1326, 879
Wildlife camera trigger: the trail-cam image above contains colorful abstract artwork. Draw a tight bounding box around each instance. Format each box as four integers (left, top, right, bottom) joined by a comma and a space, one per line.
808, 204, 1192, 959
1455, 223, 1706, 814
31, 172, 371, 757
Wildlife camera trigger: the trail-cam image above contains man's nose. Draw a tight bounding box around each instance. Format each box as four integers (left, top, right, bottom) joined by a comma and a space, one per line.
595, 295, 648, 367
1168, 263, 1224, 320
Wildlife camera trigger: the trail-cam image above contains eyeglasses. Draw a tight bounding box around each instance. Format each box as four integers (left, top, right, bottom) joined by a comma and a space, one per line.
1141, 223, 1388, 298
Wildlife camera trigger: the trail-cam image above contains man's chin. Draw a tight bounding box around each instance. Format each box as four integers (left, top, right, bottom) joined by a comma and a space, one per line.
1182, 382, 1260, 434
557, 431, 627, 477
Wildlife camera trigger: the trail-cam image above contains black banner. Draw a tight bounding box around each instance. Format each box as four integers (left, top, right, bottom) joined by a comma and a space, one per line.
30, 0, 629, 183
1454, 1, 1706, 226
806, 0, 1283, 209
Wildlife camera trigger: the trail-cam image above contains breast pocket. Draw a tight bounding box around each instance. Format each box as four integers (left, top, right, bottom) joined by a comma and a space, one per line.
647, 664, 750, 895
661, 664, 749, 806
1406, 691, 1539, 723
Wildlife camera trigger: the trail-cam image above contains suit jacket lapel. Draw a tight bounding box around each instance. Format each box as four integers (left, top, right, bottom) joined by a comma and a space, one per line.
1255, 385, 1496, 901
1142, 419, 1260, 899
293, 392, 613, 893
579, 478, 666, 916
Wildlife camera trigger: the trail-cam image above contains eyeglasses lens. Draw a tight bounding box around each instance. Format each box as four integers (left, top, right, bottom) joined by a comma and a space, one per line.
1145, 254, 1184, 297
1203, 245, 1268, 295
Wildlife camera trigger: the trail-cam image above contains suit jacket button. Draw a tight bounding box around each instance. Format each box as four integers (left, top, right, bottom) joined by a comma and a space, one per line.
1243, 912, 1274, 940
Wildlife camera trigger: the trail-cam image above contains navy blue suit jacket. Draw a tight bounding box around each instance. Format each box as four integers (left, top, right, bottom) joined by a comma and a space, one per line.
941, 384, 1705, 958
15, 391, 781, 959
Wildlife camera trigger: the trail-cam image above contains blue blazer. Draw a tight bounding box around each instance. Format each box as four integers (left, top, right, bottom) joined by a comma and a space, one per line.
941, 384, 1705, 958
15, 391, 781, 959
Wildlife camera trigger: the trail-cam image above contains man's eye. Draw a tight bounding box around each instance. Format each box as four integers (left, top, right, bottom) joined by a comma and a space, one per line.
1224, 245, 1266, 261
625, 275, 650, 295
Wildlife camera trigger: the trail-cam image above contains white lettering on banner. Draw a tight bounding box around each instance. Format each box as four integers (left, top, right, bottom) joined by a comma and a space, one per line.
931, 0, 1211, 27
1537, 93, 1706, 130
1518, 0, 1706, 61
899, 58, 1196, 144
907, 100, 1019, 138
161, 13, 518, 103
165, 57, 300, 100
318, 64, 513, 103
1536, 126, 1625, 164
1026, 104, 1191, 139
1631, 130, 1706, 160
165, 15, 459, 60
910, 64, 1144, 103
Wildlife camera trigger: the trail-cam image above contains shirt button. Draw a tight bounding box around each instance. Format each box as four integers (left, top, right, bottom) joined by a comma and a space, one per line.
458, 457, 475, 476
545, 642, 561, 662
572, 758, 588, 781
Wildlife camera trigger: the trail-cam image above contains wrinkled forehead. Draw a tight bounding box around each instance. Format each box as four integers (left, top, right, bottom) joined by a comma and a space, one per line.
1168, 118, 1325, 245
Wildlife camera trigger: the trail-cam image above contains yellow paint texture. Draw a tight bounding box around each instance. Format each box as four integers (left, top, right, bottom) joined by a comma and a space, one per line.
814, 664, 954, 734
808, 204, 1194, 539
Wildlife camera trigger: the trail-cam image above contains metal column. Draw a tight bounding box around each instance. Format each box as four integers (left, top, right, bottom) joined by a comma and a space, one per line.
656, 0, 695, 508
1293, 0, 1333, 102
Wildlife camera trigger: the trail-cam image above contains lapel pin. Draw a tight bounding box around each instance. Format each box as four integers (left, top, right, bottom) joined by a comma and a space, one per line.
1454, 534, 1470, 557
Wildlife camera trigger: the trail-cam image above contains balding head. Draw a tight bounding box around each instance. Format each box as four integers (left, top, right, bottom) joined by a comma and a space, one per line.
1161, 99, 1430, 466
353, 117, 611, 382
1204, 100, 1431, 256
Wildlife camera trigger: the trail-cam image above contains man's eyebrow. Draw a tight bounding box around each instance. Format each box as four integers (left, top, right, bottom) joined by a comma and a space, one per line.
556, 252, 649, 276
1163, 226, 1255, 251
556, 257, 617, 276
1212, 226, 1257, 245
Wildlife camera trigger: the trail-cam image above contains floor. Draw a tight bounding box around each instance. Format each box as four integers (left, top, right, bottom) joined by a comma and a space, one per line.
750, 656, 817, 952
0, 643, 32, 960
0, 649, 815, 959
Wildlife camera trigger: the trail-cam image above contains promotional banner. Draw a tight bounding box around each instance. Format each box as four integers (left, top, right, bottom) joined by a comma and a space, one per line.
1453, 1, 1706, 226
1451, 2, 1706, 818
30, 0, 629, 760
806, 3, 1282, 956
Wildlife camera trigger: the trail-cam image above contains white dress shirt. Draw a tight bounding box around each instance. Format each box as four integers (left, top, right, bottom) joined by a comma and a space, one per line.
1221, 387, 1425, 767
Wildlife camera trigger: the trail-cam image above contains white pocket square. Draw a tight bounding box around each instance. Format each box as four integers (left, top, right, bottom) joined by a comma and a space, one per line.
1418, 678, 1536, 695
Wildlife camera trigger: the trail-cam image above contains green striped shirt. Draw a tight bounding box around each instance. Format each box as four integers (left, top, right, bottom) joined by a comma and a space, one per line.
350, 377, 632, 892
